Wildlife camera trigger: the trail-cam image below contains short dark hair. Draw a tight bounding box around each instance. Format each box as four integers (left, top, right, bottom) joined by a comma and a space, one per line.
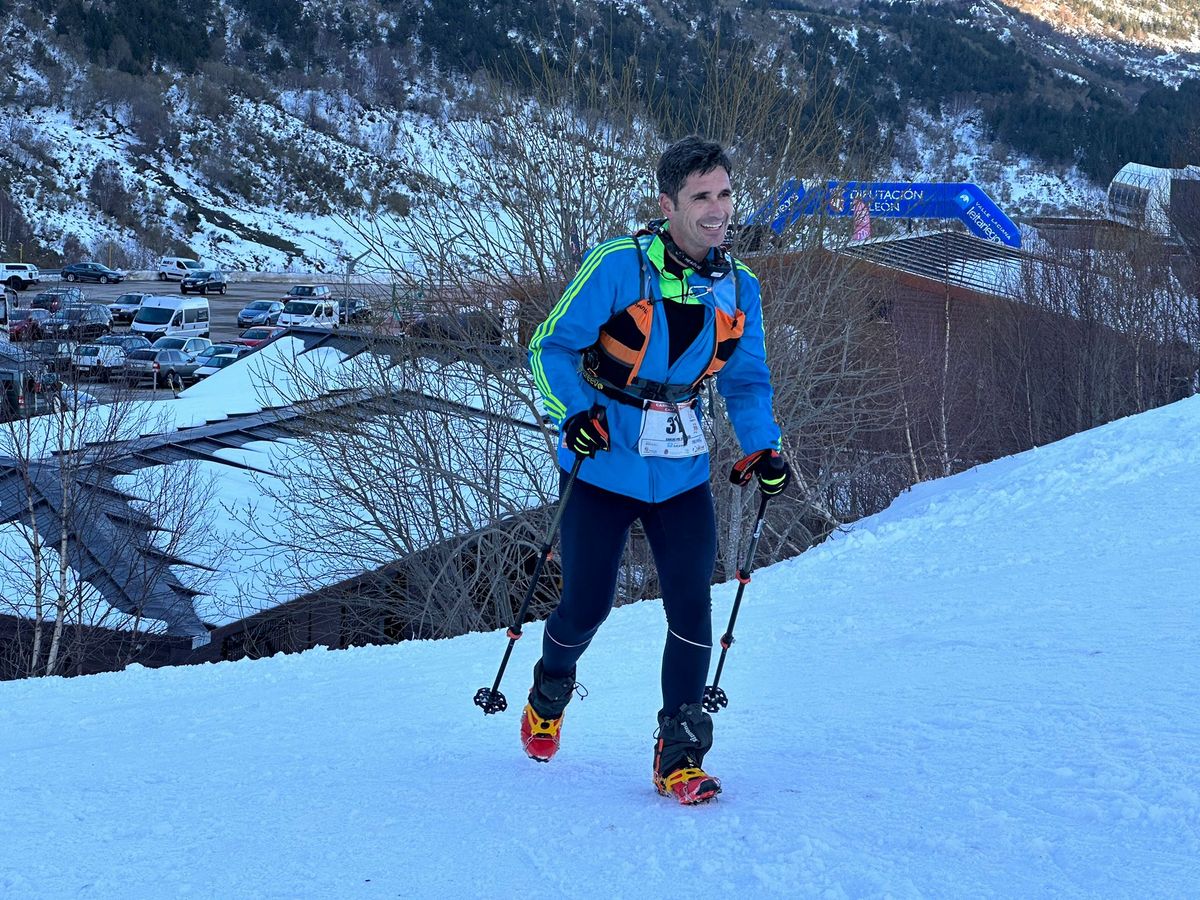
657, 136, 733, 202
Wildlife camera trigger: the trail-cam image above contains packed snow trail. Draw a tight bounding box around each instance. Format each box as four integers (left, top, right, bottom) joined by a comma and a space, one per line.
2, 398, 1198, 898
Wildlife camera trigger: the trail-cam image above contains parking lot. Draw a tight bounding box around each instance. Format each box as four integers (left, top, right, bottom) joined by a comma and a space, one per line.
42, 277, 379, 343
11, 277, 380, 403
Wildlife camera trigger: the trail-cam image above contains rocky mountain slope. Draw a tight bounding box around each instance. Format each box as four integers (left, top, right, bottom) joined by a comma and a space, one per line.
0, 0, 1197, 270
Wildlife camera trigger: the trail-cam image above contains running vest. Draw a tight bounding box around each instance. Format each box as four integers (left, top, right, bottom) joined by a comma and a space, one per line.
582, 234, 745, 406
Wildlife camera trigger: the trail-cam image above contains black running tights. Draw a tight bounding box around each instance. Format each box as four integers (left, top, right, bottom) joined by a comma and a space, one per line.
540, 474, 717, 718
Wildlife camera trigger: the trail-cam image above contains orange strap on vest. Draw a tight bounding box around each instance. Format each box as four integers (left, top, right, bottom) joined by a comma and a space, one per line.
582, 237, 744, 404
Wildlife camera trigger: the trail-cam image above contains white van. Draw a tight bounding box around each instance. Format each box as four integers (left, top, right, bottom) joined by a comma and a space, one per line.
158, 257, 203, 281
130, 295, 211, 342
277, 298, 339, 329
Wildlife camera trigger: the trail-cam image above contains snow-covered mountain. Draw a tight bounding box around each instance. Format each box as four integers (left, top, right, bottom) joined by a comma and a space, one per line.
0, 391, 1195, 897
1, 0, 1198, 270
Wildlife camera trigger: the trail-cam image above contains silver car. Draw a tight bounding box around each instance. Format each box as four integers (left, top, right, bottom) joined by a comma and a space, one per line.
122, 348, 201, 389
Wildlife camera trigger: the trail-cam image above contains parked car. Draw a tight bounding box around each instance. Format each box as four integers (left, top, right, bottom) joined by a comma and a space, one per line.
131, 296, 210, 342
0, 344, 59, 421
122, 348, 201, 389
236, 300, 284, 329
158, 256, 203, 281
56, 387, 101, 410
2, 262, 40, 291
282, 284, 332, 303
338, 297, 373, 324
232, 326, 285, 348
31, 288, 86, 313
151, 336, 212, 357
107, 291, 152, 324
409, 310, 503, 345
277, 299, 338, 329
61, 262, 126, 284
179, 270, 228, 295
97, 333, 151, 353
195, 342, 240, 363
28, 339, 78, 373
193, 352, 243, 380
8, 307, 50, 341
71, 343, 127, 380
44, 304, 112, 342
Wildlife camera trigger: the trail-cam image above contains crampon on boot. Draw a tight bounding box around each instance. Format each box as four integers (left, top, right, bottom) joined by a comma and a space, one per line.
653, 702, 722, 805
521, 705, 564, 762
520, 661, 580, 763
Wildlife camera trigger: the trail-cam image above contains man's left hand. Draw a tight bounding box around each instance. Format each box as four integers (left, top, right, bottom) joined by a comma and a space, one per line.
730, 449, 791, 496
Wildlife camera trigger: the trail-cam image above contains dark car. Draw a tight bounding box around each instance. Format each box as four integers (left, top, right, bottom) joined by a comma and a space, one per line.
31, 288, 86, 313
0, 344, 60, 421
44, 304, 113, 342
180, 270, 228, 295
122, 348, 201, 389
61, 262, 126, 284
28, 339, 78, 373
236, 300, 283, 328
8, 308, 51, 341
409, 310, 502, 345
338, 297, 373, 324
97, 333, 152, 353
107, 291, 151, 324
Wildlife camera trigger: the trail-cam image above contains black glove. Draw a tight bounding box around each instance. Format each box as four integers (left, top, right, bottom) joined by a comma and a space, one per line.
729, 449, 791, 496
562, 407, 610, 457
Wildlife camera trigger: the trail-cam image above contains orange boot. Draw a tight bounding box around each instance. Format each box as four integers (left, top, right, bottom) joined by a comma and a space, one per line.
520, 661, 578, 763
653, 703, 722, 805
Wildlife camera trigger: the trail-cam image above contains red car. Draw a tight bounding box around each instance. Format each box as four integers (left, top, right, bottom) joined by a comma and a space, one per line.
8, 308, 51, 341
232, 326, 285, 348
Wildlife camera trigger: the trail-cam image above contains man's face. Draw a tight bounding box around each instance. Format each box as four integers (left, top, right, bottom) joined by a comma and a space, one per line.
659, 167, 734, 262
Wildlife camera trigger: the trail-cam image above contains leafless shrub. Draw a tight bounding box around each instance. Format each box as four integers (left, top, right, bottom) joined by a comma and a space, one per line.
0, 385, 222, 678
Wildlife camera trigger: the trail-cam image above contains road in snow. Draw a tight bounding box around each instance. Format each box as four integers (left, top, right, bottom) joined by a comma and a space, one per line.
0, 397, 1197, 898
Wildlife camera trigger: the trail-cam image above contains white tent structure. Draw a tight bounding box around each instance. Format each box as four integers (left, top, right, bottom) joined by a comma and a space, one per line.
1107, 161, 1199, 236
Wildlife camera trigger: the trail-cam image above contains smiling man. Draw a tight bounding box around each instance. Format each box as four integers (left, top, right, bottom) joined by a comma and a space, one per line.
525, 136, 792, 805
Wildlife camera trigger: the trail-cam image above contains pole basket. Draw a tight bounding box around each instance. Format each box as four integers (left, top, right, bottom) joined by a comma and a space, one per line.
473, 687, 508, 714
701, 685, 728, 713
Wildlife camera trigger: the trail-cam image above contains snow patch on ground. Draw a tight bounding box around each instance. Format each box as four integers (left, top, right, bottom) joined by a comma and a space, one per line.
0, 396, 1196, 896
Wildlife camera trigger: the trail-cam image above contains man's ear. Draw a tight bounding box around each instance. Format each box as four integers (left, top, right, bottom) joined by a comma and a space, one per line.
658, 192, 674, 218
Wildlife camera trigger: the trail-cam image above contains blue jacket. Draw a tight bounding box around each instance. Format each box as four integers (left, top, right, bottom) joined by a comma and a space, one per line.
529, 232, 782, 502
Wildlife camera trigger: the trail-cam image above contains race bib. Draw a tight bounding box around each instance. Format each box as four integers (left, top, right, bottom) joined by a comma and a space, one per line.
637, 400, 708, 458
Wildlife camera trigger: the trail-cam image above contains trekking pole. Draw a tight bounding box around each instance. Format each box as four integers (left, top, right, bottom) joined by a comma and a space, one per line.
474, 453, 585, 715
703, 490, 771, 713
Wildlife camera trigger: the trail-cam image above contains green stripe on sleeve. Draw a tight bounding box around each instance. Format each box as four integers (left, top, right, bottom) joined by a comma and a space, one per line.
529, 238, 635, 418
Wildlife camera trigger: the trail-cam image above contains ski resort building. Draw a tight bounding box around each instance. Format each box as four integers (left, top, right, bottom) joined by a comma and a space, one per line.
1107, 162, 1200, 240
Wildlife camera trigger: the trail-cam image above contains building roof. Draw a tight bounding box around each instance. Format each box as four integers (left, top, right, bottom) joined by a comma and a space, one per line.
0, 328, 534, 639
834, 230, 1028, 298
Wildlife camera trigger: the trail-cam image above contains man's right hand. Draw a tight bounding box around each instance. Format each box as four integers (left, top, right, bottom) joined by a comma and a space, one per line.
562, 407, 610, 457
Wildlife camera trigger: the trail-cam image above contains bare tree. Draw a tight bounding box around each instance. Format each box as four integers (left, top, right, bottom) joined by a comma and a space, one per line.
219, 323, 566, 642
0, 377, 220, 678
284, 33, 907, 644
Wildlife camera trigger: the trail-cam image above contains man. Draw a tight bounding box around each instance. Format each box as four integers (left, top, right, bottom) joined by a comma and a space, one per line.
525, 136, 790, 805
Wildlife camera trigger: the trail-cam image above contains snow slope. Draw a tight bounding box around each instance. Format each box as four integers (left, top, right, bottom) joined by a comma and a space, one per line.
0, 397, 1197, 898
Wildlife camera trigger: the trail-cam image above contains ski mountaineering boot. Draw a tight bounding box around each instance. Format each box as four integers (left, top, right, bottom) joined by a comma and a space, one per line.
653, 702, 722, 805
521, 660, 579, 762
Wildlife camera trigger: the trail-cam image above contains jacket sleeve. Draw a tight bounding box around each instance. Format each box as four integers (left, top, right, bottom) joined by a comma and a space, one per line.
528, 238, 633, 424
714, 262, 782, 453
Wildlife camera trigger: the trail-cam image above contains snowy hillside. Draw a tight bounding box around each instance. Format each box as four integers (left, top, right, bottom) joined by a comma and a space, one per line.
4, 0, 1199, 271
1, 391, 1197, 895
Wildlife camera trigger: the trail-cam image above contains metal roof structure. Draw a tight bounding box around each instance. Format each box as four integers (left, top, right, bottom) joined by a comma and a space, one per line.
0, 329, 530, 643
834, 230, 1028, 298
